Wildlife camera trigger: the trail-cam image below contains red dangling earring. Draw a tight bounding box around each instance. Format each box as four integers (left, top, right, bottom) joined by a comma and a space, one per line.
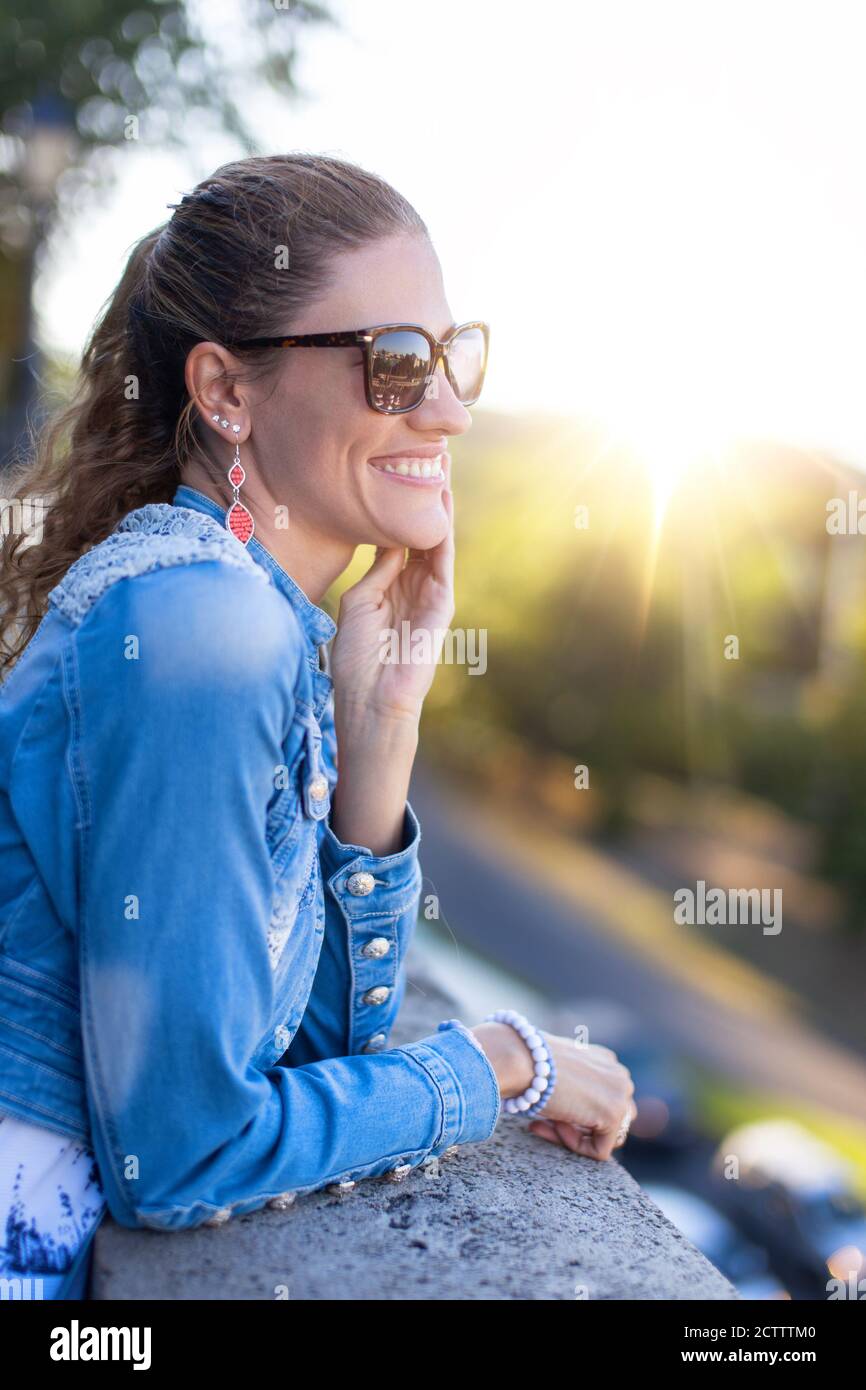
225, 426, 254, 546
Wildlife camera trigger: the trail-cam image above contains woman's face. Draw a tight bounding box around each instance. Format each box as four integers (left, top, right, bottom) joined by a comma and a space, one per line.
248, 232, 473, 553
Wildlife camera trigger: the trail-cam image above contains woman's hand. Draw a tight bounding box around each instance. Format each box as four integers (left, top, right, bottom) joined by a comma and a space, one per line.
326, 455, 453, 855
330, 453, 454, 729
471, 1023, 637, 1162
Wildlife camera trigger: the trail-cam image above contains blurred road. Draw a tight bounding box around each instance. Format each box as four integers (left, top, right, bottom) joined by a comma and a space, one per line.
409, 763, 866, 1127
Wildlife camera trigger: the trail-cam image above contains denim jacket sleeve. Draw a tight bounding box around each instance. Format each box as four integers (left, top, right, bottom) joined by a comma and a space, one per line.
285, 688, 423, 1066
71, 563, 500, 1230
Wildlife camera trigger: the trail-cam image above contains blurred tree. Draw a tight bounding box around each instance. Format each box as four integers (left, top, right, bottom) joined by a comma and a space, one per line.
0, 0, 335, 457
416, 413, 866, 931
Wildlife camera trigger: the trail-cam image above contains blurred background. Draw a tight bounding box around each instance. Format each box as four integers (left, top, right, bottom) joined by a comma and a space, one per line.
2, 0, 866, 1299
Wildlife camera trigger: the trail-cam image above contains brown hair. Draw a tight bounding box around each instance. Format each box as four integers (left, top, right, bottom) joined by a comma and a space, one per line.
0, 153, 428, 674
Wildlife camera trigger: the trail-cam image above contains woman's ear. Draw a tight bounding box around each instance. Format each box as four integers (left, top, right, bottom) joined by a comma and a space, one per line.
185, 341, 251, 443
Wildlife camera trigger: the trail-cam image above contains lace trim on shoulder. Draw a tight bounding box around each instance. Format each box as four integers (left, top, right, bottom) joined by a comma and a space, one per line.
48, 503, 270, 627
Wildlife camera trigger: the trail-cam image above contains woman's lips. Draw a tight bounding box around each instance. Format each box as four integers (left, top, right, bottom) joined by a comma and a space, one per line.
367, 453, 446, 485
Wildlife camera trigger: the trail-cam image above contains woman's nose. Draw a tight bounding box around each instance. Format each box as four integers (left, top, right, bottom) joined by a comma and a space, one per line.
413, 363, 473, 436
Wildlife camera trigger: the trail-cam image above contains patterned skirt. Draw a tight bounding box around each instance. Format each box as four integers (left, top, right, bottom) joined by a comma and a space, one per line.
0, 1110, 106, 1300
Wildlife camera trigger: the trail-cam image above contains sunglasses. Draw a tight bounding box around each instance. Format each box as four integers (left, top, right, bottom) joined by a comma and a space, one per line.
226, 321, 490, 415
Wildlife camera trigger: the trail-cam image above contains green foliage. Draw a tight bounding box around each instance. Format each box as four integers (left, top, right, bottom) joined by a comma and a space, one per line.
0, 0, 335, 148
0, 0, 336, 430
421, 411, 866, 929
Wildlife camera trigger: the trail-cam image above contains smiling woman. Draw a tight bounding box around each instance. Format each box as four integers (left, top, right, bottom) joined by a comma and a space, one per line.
0, 152, 635, 1301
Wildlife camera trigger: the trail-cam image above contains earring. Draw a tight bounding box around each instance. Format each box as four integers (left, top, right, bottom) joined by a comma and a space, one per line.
226, 436, 254, 546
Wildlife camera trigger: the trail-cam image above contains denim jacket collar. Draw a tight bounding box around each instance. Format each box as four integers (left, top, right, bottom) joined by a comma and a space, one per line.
173, 484, 337, 675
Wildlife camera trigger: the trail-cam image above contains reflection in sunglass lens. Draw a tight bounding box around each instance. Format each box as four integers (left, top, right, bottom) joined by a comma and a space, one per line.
446, 327, 486, 404
370, 330, 432, 411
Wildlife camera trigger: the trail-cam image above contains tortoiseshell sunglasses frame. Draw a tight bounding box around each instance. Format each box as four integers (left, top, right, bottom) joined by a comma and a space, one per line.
225, 320, 490, 415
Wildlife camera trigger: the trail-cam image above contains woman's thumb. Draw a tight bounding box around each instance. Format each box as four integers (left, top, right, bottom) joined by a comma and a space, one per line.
366, 545, 405, 582
343, 544, 404, 603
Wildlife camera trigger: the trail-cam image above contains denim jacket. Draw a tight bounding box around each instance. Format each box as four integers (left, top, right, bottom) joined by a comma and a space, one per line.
0, 483, 500, 1237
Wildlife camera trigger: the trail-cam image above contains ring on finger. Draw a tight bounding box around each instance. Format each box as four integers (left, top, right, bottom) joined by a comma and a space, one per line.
615, 1111, 632, 1145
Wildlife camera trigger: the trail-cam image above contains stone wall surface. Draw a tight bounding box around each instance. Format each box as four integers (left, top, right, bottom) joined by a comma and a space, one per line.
92, 949, 739, 1301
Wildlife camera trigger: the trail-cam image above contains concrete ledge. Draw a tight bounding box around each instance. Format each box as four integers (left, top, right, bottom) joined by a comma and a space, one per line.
92, 951, 739, 1300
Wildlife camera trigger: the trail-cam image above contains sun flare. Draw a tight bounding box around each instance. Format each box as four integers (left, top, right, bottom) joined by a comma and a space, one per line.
603, 398, 732, 537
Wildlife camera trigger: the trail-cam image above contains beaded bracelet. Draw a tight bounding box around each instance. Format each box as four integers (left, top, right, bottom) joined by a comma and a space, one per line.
484, 1009, 556, 1117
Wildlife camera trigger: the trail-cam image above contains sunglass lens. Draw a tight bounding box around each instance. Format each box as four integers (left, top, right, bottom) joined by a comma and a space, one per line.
447, 326, 487, 404
370, 330, 432, 411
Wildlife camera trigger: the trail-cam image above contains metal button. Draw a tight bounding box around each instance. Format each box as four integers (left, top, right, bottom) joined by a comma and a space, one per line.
307, 774, 328, 801
267, 1192, 296, 1211
361, 936, 391, 959
384, 1163, 412, 1183
362, 985, 391, 1006
346, 871, 375, 896
204, 1206, 233, 1227
362, 1033, 388, 1053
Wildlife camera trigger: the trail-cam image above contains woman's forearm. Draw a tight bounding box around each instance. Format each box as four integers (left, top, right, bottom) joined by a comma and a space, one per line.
330, 706, 420, 855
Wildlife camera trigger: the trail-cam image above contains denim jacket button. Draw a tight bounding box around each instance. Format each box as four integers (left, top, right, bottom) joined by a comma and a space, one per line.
267, 1192, 297, 1211
204, 1206, 233, 1227
307, 775, 328, 801
361, 936, 391, 959
384, 1163, 412, 1183
362, 1033, 388, 1053
346, 871, 375, 896
362, 985, 391, 1006
304, 773, 330, 818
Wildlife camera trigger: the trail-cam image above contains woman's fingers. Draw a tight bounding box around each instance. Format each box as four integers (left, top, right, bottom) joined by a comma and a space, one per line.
340, 544, 405, 611
407, 453, 454, 586
553, 1121, 584, 1154
527, 1119, 561, 1145
528, 1118, 597, 1156
555, 1121, 618, 1160
586, 1127, 620, 1161
612, 1100, 639, 1149
590, 1099, 638, 1160
529, 1113, 636, 1161
431, 456, 454, 586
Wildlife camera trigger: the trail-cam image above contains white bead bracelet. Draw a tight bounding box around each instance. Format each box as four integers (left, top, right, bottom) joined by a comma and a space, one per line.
485, 1009, 556, 1117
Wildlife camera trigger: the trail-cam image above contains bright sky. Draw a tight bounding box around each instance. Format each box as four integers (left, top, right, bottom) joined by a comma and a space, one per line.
37, 0, 866, 467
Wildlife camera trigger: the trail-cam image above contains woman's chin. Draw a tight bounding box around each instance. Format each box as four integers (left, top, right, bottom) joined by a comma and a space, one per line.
374, 504, 449, 553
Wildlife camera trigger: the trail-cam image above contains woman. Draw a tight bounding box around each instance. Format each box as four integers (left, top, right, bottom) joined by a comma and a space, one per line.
0, 154, 635, 1300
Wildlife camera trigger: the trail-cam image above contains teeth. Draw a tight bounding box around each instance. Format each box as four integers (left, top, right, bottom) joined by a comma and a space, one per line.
371, 453, 445, 478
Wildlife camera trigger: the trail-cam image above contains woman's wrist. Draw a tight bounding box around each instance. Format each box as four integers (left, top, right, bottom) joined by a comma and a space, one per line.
334, 699, 422, 748
470, 1022, 535, 1099
485, 1010, 557, 1116
329, 705, 419, 855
